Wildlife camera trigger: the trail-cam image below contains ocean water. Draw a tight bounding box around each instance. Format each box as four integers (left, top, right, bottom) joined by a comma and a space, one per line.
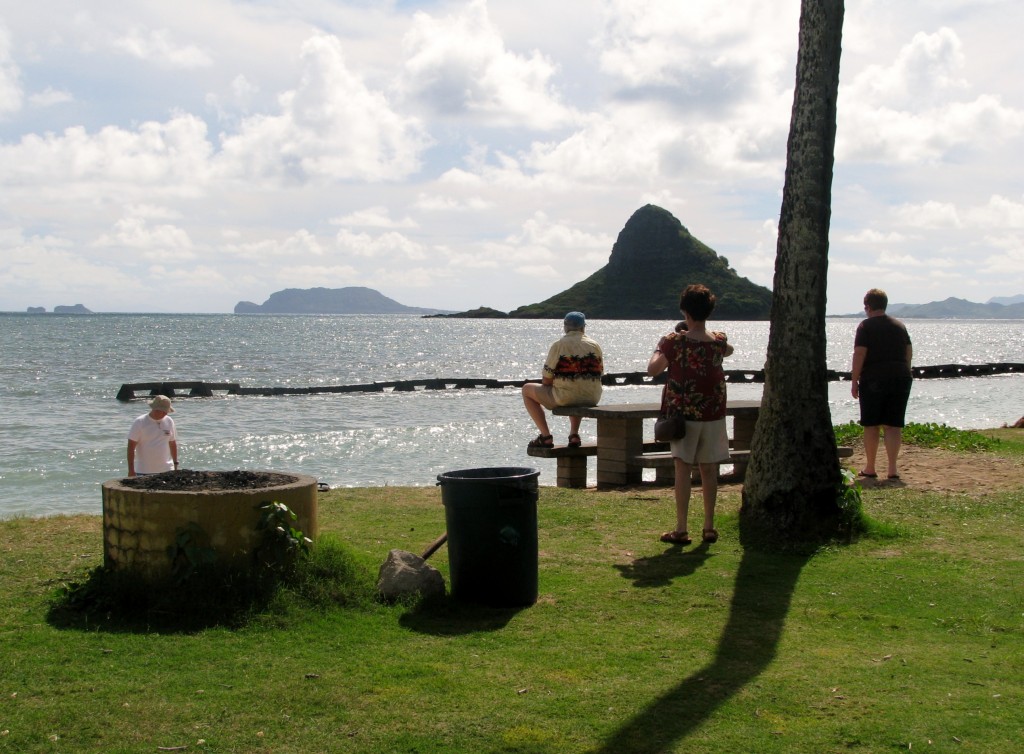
1, 313, 1021, 519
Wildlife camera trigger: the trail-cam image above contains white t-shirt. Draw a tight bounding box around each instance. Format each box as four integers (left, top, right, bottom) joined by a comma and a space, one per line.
128, 413, 177, 474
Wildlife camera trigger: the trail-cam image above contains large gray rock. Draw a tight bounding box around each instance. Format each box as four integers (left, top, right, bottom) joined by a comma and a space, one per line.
376, 549, 445, 601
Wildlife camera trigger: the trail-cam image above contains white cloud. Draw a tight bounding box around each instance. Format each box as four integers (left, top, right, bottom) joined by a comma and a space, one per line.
891, 201, 963, 229
112, 27, 213, 69
730, 219, 777, 287
265, 263, 361, 288
981, 236, 1024, 274
514, 262, 560, 280
596, 0, 796, 108
0, 231, 140, 302
218, 34, 430, 183
0, 22, 23, 116
331, 206, 418, 229
399, 0, 577, 129
222, 230, 326, 262
123, 203, 182, 221
847, 28, 966, 108
147, 263, 228, 286
876, 251, 926, 267
205, 75, 260, 125
965, 195, 1024, 229
840, 228, 909, 244
335, 229, 427, 261
461, 212, 613, 285
414, 192, 492, 212
92, 217, 195, 259
0, 114, 213, 194
439, 247, 502, 270
366, 265, 444, 289
28, 86, 73, 107
508, 212, 598, 246
839, 28, 1024, 163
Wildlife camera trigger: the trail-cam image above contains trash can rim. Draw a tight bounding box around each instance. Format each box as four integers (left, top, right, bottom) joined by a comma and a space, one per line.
436, 466, 539, 484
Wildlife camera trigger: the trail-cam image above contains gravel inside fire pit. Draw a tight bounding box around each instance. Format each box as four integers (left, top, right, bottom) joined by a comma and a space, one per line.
121, 470, 297, 491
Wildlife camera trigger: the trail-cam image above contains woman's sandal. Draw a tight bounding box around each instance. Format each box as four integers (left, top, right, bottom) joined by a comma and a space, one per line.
702, 529, 719, 543
660, 530, 692, 545
528, 434, 554, 448
567, 433, 582, 447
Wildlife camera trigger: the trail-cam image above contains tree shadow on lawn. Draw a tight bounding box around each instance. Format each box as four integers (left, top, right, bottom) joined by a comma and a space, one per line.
596, 546, 810, 753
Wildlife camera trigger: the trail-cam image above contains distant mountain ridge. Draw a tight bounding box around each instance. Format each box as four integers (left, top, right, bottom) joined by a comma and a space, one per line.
837, 296, 1024, 319
234, 287, 450, 315
988, 294, 1024, 306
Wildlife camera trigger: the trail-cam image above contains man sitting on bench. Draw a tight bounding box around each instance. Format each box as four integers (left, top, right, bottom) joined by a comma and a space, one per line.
522, 311, 604, 449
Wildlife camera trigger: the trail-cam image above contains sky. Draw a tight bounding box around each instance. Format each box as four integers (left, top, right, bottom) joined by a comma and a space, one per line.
0, 0, 1021, 316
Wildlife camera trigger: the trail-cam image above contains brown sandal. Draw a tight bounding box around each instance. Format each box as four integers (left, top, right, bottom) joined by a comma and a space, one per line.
702, 529, 719, 543
567, 433, 582, 447
660, 530, 692, 545
527, 434, 554, 448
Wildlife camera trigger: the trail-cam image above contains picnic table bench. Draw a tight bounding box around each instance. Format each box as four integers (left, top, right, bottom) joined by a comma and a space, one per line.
527, 440, 670, 488
631, 445, 854, 484
530, 397, 854, 488
548, 401, 761, 489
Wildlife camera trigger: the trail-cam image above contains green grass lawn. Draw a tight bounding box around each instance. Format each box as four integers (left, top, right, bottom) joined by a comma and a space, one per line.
1, 440, 1022, 753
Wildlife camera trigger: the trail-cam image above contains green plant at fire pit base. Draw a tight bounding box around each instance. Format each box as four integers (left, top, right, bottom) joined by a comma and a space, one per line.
53, 502, 320, 631
255, 500, 313, 575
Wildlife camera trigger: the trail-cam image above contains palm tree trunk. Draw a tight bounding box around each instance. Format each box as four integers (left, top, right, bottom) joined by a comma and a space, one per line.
741, 0, 846, 544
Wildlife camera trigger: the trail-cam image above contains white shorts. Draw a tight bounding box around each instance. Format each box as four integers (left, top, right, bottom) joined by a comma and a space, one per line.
670, 418, 730, 465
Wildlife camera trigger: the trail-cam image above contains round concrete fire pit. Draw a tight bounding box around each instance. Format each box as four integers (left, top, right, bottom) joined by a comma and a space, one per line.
102, 470, 318, 579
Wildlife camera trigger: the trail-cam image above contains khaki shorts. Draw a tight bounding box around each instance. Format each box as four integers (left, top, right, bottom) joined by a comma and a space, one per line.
527, 383, 559, 409
670, 418, 730, 465
528, 382, 601, 410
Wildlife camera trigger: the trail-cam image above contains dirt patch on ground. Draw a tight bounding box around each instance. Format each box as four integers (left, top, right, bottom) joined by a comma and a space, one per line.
120, 470, 297, 491
847, 441, 1022, 495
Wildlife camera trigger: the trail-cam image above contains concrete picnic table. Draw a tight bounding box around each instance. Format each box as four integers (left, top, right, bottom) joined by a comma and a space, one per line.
552, 400, 761, 489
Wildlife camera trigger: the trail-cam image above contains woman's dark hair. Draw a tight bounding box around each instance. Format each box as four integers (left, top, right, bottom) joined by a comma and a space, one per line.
679, 284, 716, 322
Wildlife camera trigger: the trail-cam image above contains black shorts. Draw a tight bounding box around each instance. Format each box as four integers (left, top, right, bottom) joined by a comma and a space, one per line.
858, 377, 912, 428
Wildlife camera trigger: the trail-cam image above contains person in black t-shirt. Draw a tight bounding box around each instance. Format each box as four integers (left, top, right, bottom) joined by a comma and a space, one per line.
850, 288, 913, 481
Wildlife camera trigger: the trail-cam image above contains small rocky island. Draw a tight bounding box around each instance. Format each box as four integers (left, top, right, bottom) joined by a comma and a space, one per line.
26, 304, 93, 314
234, 286, 450, 315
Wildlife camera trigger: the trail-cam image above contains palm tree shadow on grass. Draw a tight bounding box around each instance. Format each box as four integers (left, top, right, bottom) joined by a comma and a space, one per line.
595, 545, 810, 753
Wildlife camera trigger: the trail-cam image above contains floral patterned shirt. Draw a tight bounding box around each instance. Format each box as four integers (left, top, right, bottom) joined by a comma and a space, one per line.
658, 331, 729, 421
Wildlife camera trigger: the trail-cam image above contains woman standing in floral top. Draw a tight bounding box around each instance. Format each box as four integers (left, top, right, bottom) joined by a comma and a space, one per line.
647, 285, 734, 546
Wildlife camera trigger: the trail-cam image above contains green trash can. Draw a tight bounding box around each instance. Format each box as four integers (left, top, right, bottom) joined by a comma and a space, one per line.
436, 466, 540, 607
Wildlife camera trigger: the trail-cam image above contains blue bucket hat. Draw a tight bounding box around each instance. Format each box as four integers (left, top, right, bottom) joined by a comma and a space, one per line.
563, 311, 586, 329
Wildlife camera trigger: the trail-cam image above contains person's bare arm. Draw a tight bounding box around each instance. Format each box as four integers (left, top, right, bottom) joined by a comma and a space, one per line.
127, 439, 138, 477
647, 351, 667, 376
850, 346, 867, 399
